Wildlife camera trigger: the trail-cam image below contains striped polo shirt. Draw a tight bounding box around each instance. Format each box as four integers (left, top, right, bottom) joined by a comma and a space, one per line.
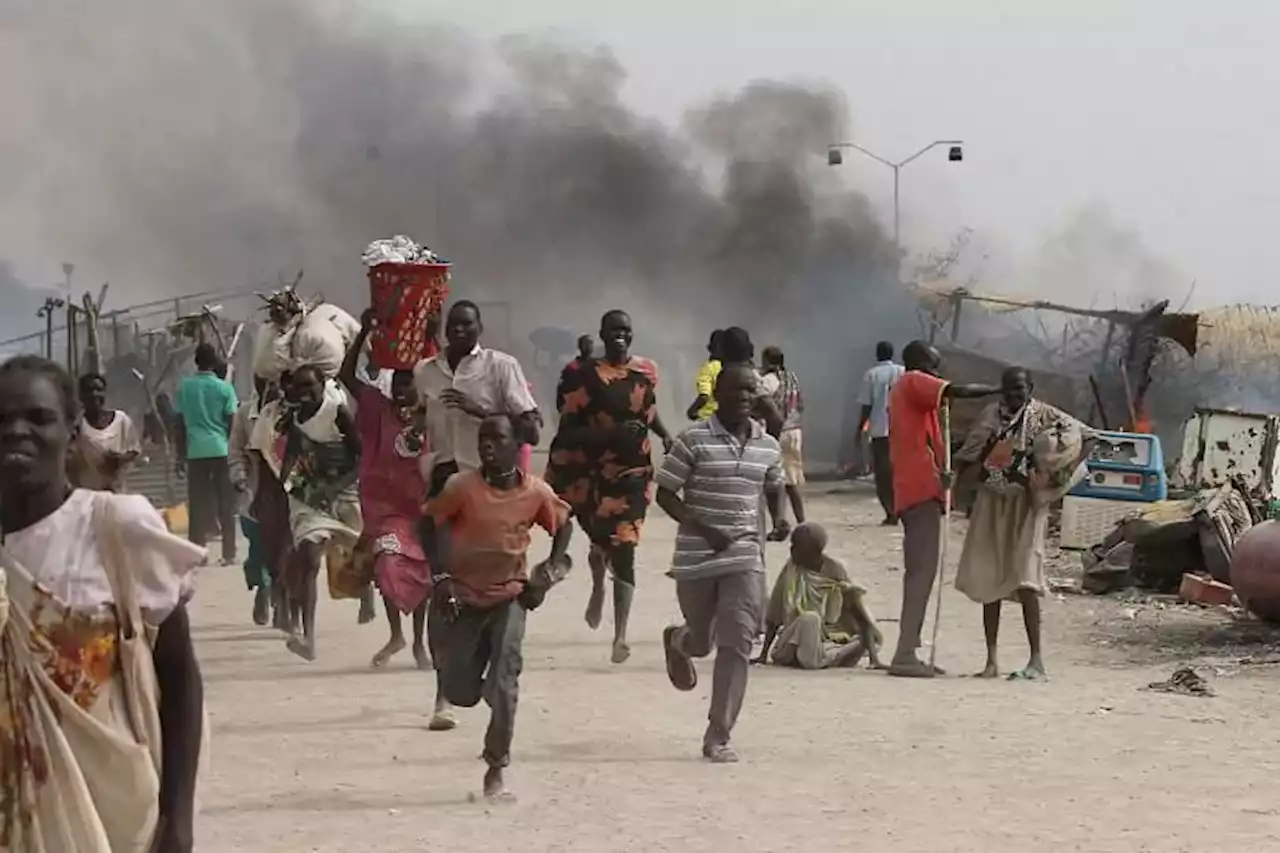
655, 415, 784, 580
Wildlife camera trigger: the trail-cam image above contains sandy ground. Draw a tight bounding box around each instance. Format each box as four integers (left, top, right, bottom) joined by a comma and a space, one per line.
192, 484, 1280, 852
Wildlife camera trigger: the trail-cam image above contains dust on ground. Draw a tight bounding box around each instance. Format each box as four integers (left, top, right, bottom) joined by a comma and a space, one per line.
192, 485, 1280, 852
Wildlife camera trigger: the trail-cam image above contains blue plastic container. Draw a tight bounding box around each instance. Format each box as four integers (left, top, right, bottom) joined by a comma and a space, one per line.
1067, 430, 1167, 503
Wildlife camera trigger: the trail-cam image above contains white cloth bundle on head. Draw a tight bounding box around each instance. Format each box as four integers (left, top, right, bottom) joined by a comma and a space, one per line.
251, 320, 294, 382
291, 303, 361, 378
251, 302, 361, 381
362, 235, 444, 267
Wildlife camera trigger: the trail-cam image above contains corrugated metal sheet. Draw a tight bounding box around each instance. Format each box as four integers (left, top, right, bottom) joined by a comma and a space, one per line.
128, 447, 182, 509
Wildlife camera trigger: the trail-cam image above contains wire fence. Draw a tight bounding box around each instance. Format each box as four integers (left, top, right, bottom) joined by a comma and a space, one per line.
0, 287, 263, 370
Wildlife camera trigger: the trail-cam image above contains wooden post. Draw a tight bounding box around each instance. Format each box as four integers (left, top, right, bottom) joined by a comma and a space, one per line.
65, 303, 78, 374
1097, 321, 1116, 374
1088, 374, 1111, 431
81, 291, 103, 375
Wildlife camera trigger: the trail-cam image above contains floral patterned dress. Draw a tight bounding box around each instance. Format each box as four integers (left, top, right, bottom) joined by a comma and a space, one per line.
545, 357, 658, 548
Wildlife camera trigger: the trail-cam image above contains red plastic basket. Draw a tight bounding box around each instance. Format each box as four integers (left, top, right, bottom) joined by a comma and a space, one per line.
367, 262, 451, 370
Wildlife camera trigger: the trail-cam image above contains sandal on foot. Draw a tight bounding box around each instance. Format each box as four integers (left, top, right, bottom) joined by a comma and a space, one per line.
663, 626, 697, 691
887, 660, 945, 678
428, 708, 458, 731
1007, 667, 1047, 682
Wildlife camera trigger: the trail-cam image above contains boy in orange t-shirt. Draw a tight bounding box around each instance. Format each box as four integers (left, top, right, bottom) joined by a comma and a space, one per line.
423, 414, 572, 800
886, 341, 997, 679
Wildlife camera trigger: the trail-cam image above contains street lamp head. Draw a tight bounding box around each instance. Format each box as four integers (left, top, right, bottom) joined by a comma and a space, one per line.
948, 145, 963, 162
827, 147, 843, 167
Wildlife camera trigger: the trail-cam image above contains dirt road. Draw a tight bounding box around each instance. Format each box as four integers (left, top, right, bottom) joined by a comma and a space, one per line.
193, 485, 1280, 852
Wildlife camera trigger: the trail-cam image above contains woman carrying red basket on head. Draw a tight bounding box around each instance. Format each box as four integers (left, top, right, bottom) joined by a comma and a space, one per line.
341, 310, 436, 669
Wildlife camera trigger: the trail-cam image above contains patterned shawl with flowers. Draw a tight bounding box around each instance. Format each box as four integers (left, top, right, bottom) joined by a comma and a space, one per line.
956, 397, 1091, 507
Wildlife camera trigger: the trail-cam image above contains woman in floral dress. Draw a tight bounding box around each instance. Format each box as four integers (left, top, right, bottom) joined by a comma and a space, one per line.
0, 355, 206, 852
279, 365, 364, 662
545, 310, 672, 664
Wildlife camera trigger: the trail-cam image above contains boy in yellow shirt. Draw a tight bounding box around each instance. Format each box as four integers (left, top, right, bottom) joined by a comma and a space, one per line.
686, 329, 724, 420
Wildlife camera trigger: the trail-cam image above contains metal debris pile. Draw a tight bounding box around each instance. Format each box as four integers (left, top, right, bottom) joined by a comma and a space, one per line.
1079, 480, 1254, 596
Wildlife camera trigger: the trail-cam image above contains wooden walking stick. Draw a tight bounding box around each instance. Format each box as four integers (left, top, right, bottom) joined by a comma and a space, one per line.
928, 398, 953, 671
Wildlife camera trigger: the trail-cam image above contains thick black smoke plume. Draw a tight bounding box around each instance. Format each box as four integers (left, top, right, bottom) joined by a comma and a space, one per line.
1, 1, 913, 463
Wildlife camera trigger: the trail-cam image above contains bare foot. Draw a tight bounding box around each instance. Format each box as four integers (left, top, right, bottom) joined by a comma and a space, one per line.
481, 767, 517, 803
611, 640, 631, 664
973, 662, 1000, 679
286, 634, 316, 662
825, 642, 866, 668
371, 636, 407, 669
413, 644, 433, 671
702, 743, 740, 764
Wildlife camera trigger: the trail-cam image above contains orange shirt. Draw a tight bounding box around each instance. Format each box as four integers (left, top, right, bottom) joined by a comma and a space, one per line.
424, 470, 570, 607
888, 370, 950, 515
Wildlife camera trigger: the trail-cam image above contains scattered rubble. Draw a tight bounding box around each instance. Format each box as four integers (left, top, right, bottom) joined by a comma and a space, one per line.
1177, 573, 1234, 607
1078, 480, 1254, 594
1144, 666, 1216, 698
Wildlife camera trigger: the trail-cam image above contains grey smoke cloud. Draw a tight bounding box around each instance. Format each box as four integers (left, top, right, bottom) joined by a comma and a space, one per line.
1, 0, 915, 461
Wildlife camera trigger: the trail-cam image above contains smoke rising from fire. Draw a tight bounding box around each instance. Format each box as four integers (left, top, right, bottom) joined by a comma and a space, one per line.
1, 0, 916, 459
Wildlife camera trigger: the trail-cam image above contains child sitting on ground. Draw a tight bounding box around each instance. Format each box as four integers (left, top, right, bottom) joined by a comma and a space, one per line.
755, 522, 884, 670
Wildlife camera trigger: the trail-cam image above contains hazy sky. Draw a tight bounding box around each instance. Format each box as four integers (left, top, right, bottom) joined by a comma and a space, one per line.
393, 0, 1280, 307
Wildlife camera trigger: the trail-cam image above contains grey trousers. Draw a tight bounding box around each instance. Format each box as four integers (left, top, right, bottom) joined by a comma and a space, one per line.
428, 598, 526, 768
894, 500, 943, 660
871, 437, 895, 520
673, 571, 764, 748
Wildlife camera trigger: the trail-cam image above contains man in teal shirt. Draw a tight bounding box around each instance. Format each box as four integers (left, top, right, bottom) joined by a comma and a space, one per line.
176, 343, 239, 564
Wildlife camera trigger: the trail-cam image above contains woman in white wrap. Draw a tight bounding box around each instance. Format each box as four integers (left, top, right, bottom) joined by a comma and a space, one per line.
0, 355, 205, 852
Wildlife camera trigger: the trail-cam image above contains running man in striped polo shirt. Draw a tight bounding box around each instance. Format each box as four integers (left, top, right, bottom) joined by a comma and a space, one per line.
655, 364, 789, 763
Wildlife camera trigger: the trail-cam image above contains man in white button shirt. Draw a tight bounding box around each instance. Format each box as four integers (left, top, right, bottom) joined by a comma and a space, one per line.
414, 299, 541, 730
857, 341, 905, 525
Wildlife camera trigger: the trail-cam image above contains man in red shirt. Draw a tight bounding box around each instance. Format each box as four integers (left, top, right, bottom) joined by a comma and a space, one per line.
887, 341, 998, 679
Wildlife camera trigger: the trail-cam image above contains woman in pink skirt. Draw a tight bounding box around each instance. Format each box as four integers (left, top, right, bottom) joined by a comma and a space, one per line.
340, 313, 433, 668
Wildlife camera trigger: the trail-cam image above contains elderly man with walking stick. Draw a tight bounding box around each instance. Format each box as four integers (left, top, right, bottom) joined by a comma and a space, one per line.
886, 341, 999, 679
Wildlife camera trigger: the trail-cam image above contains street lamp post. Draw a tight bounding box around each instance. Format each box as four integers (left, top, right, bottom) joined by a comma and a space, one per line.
827, 139, 964, 258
